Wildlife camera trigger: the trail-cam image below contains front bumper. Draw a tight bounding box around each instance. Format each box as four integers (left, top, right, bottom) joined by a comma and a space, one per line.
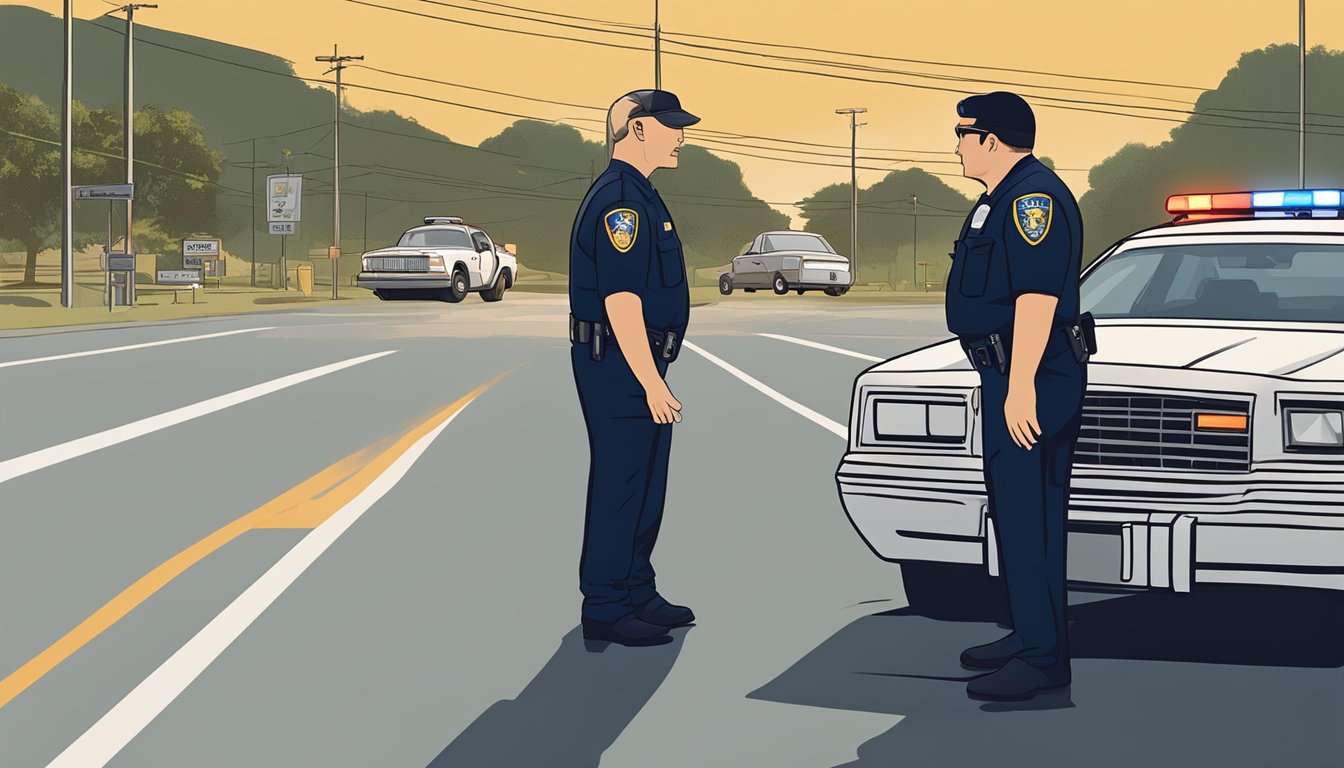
357, 272, 450, 290
836, 453, 1344, 592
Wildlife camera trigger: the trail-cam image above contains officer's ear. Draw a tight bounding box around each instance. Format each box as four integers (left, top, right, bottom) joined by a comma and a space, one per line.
632, 120, 646, 142
986, 134, 999, 153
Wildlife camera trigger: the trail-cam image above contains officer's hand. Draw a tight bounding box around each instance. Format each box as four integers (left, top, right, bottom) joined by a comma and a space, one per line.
646, 382, 683, 425
1004, 384, 1041, 450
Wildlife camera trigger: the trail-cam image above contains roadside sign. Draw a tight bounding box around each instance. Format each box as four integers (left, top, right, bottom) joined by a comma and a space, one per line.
183, 238, 221, 257
269, 221, 296, 235
267, 174, 302, 222
74, 183, 134, 201
157, 270, 201, 285
204, 258, 225, 278
184, 255, 205, 269
327, 246, 341, 260
102, 252, 136, 271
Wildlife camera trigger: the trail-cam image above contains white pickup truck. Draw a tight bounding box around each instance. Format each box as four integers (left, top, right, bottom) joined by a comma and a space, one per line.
357, 216, 517, 303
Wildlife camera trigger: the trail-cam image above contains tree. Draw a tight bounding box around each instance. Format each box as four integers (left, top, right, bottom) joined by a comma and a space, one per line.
0, 84, 224, 284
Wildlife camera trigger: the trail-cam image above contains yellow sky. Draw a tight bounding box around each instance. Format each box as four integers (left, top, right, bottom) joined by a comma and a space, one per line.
17, 0, 1344, 222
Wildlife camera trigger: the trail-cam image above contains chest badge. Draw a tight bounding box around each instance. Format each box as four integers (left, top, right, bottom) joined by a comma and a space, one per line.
663, 221, 673, 232
1014, 194, 1053, 245
604, 208, 639, 253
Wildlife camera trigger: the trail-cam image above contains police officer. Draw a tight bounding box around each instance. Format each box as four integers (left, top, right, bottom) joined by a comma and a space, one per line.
568, 90, 699, 647
946, 92, 1087, 700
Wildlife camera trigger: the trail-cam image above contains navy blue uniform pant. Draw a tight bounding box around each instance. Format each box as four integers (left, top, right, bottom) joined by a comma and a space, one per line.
978, 345, 1085, 668
571, 344, 673, 622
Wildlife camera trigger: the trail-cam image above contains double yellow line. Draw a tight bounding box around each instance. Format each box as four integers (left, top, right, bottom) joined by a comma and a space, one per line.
0, 372, 509, 709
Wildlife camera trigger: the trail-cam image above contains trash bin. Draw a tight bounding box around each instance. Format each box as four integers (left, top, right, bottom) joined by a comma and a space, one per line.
297, 263, 313, 297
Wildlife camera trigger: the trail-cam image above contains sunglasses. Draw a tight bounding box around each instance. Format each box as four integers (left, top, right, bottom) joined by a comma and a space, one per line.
954, 125, 990, 139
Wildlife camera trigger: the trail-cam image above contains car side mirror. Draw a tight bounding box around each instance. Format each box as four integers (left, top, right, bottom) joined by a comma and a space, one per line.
477, 242, 491, 253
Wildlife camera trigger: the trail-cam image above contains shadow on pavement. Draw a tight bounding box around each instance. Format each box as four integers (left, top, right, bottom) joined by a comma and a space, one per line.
0, 296, 51, 307
750, 586, 1344, 768
426, 626, 684, 768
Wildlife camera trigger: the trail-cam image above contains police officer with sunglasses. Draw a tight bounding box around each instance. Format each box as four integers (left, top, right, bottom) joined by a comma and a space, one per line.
947, 91, 1092, 701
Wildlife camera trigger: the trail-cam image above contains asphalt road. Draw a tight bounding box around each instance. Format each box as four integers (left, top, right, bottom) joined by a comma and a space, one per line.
0, 292, 1339, 767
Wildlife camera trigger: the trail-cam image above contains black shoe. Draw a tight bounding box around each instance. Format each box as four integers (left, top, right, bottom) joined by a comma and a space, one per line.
967, 658, 1071, 702
634, 596, 695, 628
960, 632, 1025, 671
581, 615, 673, 647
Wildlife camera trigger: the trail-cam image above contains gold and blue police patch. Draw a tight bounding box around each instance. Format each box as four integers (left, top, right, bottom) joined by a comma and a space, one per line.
1014, 193, 1053, 246
604, 208, 639, 253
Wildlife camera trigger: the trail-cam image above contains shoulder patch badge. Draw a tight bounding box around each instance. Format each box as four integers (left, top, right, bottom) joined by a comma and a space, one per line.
1014, 193, 1053, 246
604, 208, 639, 253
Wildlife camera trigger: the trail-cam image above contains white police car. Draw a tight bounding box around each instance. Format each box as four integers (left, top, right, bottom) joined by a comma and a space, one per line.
357, 216, 516, 303
837, 189, 1344, 605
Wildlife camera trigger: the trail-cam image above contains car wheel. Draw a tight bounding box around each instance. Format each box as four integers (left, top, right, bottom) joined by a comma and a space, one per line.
719, 274, 733, 295
797, 288, 806, 295
772, 273, 788, 295
481, 275, 507, 302
825, 286, 843, 297
442, 269, 468, 303
899, 562, 1006, 623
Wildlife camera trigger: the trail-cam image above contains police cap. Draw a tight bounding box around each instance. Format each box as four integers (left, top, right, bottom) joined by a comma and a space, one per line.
628, 90, 701, 128
957, 91, 1035, 150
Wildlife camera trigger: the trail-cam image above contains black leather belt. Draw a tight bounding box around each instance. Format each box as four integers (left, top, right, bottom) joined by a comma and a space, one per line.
961, 318, 1094, 373
570, 314, 684, 363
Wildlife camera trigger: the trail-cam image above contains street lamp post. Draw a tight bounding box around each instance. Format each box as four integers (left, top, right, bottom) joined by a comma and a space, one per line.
60, 0, 73, 307
836, 107, 867, 284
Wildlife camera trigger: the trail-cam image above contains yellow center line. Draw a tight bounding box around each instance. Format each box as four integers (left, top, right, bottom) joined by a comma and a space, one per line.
0, 370, 514, 710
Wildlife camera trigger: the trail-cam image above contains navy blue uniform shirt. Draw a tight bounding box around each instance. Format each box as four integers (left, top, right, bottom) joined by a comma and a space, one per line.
570, 160, 690, 333
946, 155, 1082, 338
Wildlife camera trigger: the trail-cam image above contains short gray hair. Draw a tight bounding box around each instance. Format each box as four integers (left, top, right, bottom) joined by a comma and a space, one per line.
607, 90, 654, 155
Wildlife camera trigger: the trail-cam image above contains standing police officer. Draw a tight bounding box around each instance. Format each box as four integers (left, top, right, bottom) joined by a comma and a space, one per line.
946, 92, 1087, 700
568, 90, 699, 647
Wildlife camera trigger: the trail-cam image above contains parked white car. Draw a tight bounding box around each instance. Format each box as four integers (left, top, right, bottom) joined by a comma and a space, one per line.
837, 189, 1344, 606
357, 217, 516, 303
719, 231, 852, 296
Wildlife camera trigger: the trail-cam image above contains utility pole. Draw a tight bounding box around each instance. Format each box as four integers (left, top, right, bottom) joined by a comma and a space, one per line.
281, 148, 292, 290
1299, 0, 1306, 189
110, 3, 157, 304
654, 0, 661, 89
250, 137, 257, 286
60, 0, 73, 307
316, 45, 362, 300
363, 191, 368, 254
836, 107, 866, 284
911, 195, 918, 290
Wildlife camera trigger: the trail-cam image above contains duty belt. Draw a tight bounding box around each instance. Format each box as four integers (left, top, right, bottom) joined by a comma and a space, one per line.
961, 316, 1096, 373
570, 314, 684, 364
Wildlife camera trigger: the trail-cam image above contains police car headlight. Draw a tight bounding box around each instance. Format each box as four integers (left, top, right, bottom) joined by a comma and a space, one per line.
863, 394, 967, 446
1284, 408, 1344, 449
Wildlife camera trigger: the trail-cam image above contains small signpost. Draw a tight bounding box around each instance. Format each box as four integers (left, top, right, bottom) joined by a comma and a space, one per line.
182, 238, 222, 287
75, 184, 136, 309
268, 175, 302, 290
157, 269, 203, 304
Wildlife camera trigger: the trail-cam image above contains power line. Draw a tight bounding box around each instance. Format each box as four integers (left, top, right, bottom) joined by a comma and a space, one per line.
346, 0, 650, 54
410, 0, 651, 39
456, 0, 647, 29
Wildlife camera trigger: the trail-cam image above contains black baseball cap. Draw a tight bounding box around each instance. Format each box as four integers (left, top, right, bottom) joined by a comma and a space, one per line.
627, 89, 700, 128
956, 91, 1035, 150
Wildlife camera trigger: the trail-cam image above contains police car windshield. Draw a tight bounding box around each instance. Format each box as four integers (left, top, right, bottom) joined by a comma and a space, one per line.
763, 233, 834, 254
1081, 243, 1344, 323
397, 228, 472, 249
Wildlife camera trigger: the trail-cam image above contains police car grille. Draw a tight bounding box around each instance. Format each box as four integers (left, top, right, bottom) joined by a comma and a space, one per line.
367, 256, 429, 272
1075, 393, 1251, 472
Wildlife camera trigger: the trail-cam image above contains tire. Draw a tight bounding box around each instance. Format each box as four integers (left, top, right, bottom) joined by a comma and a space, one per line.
797, 288, 806, 295
719, 274, 733, 295
772, 273, 788, 295
481, 272, 507, 302
442, 269, 469, 303
825, 286, 843, 297
899, 562, 1007, 623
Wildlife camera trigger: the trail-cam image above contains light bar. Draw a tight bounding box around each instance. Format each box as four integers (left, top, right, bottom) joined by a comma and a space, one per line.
1167, 189, 1344, 215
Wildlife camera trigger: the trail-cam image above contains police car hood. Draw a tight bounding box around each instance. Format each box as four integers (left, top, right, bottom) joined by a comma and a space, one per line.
868, 319, 1344, 380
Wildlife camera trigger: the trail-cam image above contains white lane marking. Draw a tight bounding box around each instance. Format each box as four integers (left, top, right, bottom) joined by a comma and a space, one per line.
0, 351, 395, 485
46, 398, 476, 768
756, 333, 882, 362
683, 340, 846, 440
0, 327, 277, 370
